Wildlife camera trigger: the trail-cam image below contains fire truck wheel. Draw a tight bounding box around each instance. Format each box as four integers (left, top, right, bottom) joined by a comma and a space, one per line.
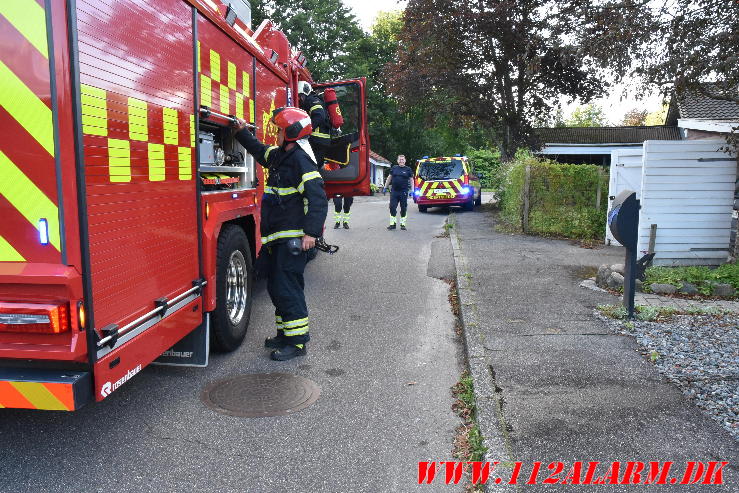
474, 192, 482, 206
418, 205, 428, 213
212, 225, 253, 352
463, 196, 474, 211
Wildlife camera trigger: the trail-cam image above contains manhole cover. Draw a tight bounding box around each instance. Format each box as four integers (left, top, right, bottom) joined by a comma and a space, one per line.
201, 373, 321, 417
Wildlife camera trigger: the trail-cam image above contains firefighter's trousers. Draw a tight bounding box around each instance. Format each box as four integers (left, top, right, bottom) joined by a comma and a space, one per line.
267, 243, 310, 345
333, 196, 353, 224
389, 190, 408, 222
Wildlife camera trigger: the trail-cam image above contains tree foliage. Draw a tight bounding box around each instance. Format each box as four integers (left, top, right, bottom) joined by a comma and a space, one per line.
251, 0, 363, 82
566, 0, 739, 103
565, 104, 610, 127
621, 108, 648, 126
387, 0, 631, 161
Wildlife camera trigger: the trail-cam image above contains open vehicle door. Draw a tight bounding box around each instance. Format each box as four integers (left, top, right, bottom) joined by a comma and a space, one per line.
313, 78, 370, 198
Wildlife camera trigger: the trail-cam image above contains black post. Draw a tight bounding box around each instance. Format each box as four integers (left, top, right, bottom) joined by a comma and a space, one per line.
608, 190, 640, 319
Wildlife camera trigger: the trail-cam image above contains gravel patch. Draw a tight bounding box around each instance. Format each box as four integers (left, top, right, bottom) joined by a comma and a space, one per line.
596, 311, 739, 440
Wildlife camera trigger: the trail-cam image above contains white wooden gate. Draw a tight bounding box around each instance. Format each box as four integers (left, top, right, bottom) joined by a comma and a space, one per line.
606, 148, 644, 246
638, 140, 736, 266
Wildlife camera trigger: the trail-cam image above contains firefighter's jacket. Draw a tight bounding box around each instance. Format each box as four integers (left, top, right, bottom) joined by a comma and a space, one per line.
301, 93, 331, 148
235, 128, 328, 245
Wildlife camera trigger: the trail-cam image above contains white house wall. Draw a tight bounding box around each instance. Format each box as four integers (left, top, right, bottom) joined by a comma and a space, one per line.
638, 140, 736, 266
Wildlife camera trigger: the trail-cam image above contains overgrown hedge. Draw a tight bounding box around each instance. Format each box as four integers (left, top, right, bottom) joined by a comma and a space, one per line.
499, 153, 609, 240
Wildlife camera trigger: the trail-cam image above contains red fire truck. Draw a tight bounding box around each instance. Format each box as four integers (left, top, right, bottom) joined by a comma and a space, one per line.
0, 0, 370, 410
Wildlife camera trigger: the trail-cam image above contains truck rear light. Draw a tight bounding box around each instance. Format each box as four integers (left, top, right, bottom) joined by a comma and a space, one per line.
0, 302, 70, 334
77, 301, 86, 331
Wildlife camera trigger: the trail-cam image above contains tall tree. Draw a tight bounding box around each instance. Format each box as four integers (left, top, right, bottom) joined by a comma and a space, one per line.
621, 108, 648, 126
251, 0, 363, 82
387, 0, 626, 160
568, 0, 739, 103
566, 104, 610, 127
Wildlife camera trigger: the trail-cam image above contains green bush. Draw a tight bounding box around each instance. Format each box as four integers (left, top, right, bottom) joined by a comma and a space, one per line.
499, 152, 608, 240
643, 264, 739, 295
466, 148, 504, 190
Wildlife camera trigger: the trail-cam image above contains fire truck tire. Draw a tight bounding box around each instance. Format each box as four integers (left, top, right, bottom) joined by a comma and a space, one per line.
463, 197, 474, 211
474, 192, 482, 206
418, 205, 428, 213
212, 225, 253, 352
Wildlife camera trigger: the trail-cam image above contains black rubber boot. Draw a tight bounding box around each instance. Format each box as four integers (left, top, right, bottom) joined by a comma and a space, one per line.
264, 332, 288, 349
387, 224, 396, 230
334, 222, 341, 229
400, 225, 407, 230
270, 344, 307, 361
343, 222, 350, 229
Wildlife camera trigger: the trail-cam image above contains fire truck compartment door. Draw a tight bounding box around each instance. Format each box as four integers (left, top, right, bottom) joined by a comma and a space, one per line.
313, 78, 370, 197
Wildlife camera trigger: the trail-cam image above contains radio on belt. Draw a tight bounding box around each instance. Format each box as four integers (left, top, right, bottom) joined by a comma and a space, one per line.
608, 190, 640, 318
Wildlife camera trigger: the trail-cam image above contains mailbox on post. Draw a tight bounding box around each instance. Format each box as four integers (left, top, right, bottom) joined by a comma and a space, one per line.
608, 190, 640, 318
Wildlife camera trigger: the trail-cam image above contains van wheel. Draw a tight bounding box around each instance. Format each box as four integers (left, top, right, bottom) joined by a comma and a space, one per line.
418, 205, 428, 213
212, 225, 253, 352
463, 197, 474, 211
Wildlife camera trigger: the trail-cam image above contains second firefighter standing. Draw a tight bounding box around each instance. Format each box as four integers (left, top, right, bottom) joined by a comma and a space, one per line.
384, 154, 413, 230
233, 107, 327, 361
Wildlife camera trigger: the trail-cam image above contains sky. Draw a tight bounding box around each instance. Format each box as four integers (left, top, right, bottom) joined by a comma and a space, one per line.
341, 1, 666, 125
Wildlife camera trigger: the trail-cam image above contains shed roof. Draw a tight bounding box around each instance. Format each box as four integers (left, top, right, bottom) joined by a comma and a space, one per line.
369, 150, 391, 164
534, 126, 681, 144
666, 85, 739, 124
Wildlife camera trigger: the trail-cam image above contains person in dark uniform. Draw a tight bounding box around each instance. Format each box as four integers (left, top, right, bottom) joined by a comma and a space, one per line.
297, 81, 331, 168
384, 154, 413, 230
233, 107, 327, 361
332, 196, 353, 229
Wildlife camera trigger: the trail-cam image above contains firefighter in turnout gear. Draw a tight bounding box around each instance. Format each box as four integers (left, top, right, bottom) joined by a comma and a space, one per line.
297, 81, 331, 168
234, 107, 328, 361
332, 196, 353, 229
384, 154, 413, 230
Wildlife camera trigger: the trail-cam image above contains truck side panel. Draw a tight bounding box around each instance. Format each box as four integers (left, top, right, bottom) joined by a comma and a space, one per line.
75, 0, 200, 332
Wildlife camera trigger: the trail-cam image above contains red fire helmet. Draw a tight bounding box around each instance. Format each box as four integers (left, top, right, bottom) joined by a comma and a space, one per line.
272, 107, 312, 142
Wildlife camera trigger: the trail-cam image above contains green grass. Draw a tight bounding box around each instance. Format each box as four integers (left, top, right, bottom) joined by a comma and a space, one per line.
643, 264, 739, 295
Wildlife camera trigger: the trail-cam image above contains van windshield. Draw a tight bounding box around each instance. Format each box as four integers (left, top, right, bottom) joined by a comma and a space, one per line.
418, 159, 464, 180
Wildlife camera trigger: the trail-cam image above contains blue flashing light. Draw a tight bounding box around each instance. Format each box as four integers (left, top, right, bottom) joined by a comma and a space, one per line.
422, 156, 429, 159
414, 190, 421, 196
38, 218, 49, 245
460, 186, 471, 195
455, 153, 461, 157
232, 193, 238, 199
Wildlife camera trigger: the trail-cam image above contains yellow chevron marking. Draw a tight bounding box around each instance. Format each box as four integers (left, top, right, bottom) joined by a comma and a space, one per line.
210, 50, 220, 82
108, 138, 130, 182
219, 83, 230, 113
81, 84, 107, 137
128, 97, 148, 141
0, 59, 54, 156
200, 75, 211, 108
0, 150, 60, 251
9, 382, 67, 411
189, 114, 195, 147
242, 71, 250, 94
148, 143, 165, 181
0, 235, 25, 261
235, 93, 244, 120
163, 107, 179, 145
0, 0, 48, 59
227, 61, 236, 90
178, 147, 192, 181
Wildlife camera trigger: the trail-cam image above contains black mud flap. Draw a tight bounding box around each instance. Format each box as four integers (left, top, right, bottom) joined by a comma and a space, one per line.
152, 314, 210, 367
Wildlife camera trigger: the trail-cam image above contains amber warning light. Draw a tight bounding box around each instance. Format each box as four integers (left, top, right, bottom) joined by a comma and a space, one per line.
0, 302, 70, 334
